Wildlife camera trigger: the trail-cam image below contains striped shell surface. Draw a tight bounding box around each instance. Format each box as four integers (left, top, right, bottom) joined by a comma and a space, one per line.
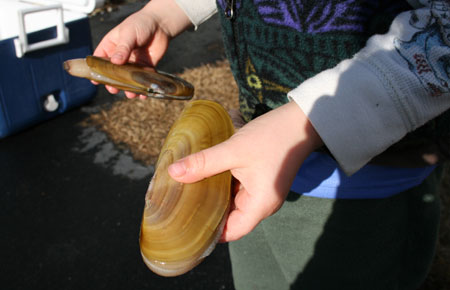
63, 56, 194, 100
140, 100, 234, 277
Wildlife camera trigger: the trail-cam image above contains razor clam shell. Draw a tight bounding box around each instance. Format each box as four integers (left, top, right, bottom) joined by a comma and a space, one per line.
63, 56, 194, 100
140, 100, 234, 277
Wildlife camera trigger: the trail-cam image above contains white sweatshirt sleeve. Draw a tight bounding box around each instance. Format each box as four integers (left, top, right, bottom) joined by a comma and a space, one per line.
174, 0, 217, 29
289, 2, 450, 175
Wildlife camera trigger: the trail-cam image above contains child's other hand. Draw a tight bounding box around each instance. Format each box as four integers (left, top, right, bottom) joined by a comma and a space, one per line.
168, 102, 323, 242
93, 0, 192, 99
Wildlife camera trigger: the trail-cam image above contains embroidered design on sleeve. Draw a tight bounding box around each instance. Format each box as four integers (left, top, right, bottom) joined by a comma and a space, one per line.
394, 1, 450, 97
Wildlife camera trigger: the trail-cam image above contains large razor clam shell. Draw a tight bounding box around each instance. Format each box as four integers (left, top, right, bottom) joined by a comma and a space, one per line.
140, 100, 234, 277
63, 56, 194, 100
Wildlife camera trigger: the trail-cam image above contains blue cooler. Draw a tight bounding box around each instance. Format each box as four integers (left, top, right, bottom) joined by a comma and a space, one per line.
0, 0, 102, 138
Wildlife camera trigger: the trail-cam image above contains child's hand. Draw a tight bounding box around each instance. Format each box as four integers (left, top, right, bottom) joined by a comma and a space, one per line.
93, 0, 192, 98
168, 102, 323, 242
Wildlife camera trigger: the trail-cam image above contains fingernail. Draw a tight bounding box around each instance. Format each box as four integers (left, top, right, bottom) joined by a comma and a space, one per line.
111, 53, 124, 63
168, 160, 186, 177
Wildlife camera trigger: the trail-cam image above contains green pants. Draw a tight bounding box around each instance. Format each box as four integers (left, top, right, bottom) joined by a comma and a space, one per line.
229, 168, 442, 290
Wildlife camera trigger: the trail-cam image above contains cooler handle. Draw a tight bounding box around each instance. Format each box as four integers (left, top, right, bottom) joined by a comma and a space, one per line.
14, 4, 69, 58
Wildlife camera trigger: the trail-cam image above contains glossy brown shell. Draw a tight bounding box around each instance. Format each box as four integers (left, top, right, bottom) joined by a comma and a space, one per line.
63, 56, 194, 100
140, 100, 234, 277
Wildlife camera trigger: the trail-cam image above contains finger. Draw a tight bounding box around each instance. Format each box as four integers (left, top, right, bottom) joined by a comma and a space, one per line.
138, 94, 148, 100
125, 91, 138, 99
93, 42, 110, 58
220, 188, 272, 242
168, 141, 237, 184
93, 33, 118, 58
110, 25, 139, 65
110, 42, 133, 65
218, 185, 238, 243
221, 208, 256, 242
147, 31, 169, 67
105, 85, 120, 95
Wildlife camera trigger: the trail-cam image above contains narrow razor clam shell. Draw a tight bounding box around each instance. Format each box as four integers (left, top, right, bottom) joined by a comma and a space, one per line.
63, 56, 194, 100
63, 58, 146, 93
86, 56, 194, 99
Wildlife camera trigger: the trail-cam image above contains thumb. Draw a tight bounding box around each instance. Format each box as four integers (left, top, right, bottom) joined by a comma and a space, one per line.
109, 22, 142, 64
221, 187, 279, 242
110, 40, 134, 65
168, 142, 236, 183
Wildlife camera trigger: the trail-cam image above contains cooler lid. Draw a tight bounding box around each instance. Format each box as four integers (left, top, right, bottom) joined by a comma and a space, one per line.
22, 0, 105, 14
0, 0, 103, 41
